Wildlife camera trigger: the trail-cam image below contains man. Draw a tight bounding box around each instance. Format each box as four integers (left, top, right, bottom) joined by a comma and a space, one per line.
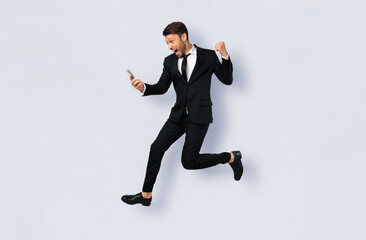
121, 22, 243, 206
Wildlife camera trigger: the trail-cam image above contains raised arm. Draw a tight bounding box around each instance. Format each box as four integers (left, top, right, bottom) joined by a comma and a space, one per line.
213, 41, 233, 85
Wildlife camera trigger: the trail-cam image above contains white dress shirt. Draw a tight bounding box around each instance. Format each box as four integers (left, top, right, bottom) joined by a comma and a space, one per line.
178, 45, 197, 82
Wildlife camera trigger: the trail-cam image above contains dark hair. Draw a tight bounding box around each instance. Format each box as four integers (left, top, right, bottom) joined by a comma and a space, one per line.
163, 22, 189, 40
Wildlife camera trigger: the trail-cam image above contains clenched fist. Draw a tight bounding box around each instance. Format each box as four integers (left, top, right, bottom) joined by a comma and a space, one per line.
130, 74, 144, 92
215, 41, 229, 59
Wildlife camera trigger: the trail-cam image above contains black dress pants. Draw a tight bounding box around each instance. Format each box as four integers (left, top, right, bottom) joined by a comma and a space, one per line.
142, 114, 231, 192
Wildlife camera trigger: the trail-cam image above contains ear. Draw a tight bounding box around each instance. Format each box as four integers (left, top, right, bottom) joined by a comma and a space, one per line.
181, 33, 187, 42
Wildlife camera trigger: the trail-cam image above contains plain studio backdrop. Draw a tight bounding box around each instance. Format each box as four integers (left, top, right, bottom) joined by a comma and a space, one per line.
1, 0, 365, 239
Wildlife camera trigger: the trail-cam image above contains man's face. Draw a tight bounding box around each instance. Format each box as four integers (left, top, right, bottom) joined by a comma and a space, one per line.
165, 33, 187, 58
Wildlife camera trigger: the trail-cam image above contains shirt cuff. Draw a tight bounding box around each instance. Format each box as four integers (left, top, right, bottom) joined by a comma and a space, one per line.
222, 54, 230, 60
141, 83, 146, 96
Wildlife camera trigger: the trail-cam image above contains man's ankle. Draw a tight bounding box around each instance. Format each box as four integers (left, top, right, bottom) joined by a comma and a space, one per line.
228, 152, 234, 164
141, 192, 152, 199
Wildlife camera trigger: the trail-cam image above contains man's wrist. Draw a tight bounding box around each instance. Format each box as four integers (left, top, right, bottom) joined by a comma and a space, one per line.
141, 83, 146, 96
222, 53, 229, 60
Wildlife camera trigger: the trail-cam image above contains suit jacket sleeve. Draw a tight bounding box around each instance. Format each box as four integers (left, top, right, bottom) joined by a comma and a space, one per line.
213, 52, 233, 85
143, 57, 172, 96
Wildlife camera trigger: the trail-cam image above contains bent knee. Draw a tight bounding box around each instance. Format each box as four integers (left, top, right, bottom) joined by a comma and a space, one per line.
181, 156, 197, 170
182, 162, 195, 170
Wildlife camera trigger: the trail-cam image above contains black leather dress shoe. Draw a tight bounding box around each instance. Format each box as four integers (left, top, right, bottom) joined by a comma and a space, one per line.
229, 151, 243, 181
121, 192, 152, 206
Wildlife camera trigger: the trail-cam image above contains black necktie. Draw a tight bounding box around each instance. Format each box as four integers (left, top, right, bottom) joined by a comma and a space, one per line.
181, 53, 191, 82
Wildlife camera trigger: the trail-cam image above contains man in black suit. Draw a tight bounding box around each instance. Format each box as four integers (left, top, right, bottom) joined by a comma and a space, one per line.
122, 22, 243, 206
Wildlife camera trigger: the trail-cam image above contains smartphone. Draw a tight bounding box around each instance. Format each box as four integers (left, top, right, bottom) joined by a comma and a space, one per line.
126, 69, 135, 79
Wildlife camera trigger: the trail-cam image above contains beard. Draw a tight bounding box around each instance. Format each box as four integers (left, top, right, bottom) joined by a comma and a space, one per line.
178, 39, 187, 58
180, 47, 186, 57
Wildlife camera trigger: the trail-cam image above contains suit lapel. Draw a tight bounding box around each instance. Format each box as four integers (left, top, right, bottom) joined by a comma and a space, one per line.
171, 55, 184, 81
188, 44, 204, 84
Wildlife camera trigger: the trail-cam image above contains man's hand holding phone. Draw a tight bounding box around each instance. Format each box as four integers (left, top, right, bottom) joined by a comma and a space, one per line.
127, 69, 144, 93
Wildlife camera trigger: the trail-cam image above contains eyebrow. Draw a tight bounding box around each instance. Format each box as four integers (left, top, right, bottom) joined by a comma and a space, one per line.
166, 38, 174, 44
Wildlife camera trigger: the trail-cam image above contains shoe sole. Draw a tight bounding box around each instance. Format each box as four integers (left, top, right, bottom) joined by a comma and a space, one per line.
121, 197, 151, 206
233, 151, 243, 181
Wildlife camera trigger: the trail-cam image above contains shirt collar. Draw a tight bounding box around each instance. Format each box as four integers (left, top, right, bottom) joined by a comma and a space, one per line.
188, 44, 196, 55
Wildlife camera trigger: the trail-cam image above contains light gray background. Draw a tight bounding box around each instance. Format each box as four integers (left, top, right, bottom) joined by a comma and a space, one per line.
1, 0, 365, 239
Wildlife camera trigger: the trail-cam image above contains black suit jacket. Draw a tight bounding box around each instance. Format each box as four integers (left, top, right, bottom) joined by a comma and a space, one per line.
143, 44, 233, 124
